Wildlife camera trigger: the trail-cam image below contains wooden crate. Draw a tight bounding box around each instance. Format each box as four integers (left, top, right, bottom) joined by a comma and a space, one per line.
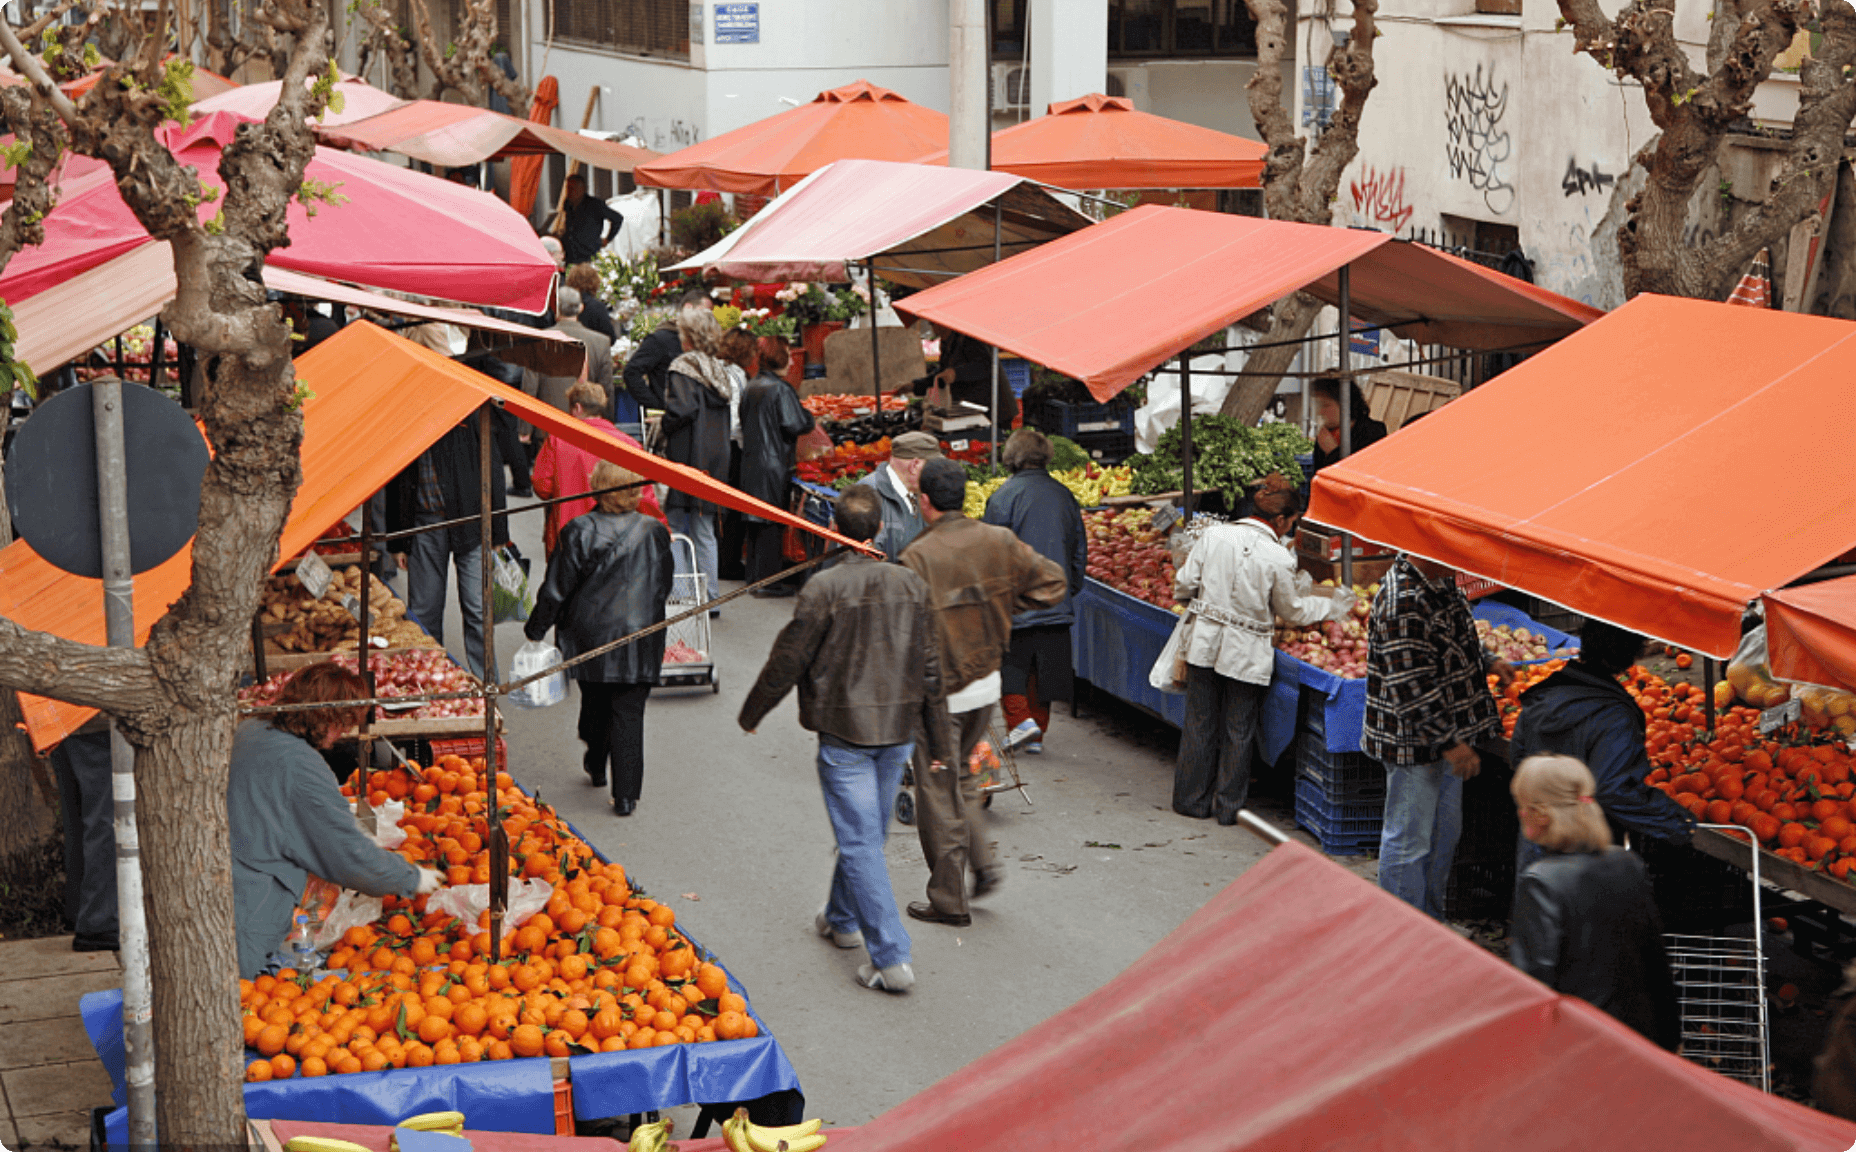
1297, 553, 1395, 587
1363, 369, 1460, 431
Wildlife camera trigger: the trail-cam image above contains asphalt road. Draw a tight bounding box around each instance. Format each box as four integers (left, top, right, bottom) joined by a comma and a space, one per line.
418, 501, 1343, 1129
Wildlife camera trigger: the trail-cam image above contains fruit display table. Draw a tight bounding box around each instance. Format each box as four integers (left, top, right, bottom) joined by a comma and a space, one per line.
1072, 577, 1186, 728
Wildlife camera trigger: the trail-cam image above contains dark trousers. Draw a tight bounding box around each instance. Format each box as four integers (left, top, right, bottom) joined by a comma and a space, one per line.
577, 681, 652, 802
1174, 664, 1265, 822
492, 408, 530, 492
718, 444, 747, 579
745, 522, 793, 584
53, 729, 118, 939
913, 704, 998, 918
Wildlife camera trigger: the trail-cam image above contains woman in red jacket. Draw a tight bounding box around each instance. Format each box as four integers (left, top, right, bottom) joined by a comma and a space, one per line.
532, 381, 662, 556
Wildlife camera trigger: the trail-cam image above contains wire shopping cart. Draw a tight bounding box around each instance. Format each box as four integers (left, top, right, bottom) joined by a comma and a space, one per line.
658, 533, 717, 693
1664, 822, 1770, 1092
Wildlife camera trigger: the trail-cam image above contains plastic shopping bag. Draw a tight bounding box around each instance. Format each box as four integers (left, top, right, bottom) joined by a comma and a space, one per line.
423, 878, 554, 930
508, 639, 567, 708
1150, 612, 1195, 695
491, 544, 534, 624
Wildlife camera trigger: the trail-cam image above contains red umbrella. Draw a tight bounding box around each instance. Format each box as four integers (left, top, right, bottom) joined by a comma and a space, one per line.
0, 111, 556, 312
190, 77, 406, 129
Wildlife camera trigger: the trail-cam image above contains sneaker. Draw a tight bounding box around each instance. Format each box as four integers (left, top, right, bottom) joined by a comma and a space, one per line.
1001, 718, 1041, 752
855, 962, 914, 993
814, 907, 864, 950
1024, 742, 1043, 755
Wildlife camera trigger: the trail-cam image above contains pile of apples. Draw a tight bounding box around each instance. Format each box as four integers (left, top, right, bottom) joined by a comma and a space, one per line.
1273, 582, 1375, 678
1474, 619, 1564, 663
1083, 508, 1180, 612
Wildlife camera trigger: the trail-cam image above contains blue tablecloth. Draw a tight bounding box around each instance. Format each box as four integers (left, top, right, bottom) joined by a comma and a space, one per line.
1071, 579, 1187, 728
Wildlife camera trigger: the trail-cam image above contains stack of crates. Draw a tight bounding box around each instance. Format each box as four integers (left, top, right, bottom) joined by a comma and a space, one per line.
1292, 736, 1386, 855
1025, 395, 1138, 463
1443, 753, 1520, 921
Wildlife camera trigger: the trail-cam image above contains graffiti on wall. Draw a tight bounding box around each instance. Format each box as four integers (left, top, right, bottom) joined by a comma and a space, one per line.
1561, 159, 1615, 198
1349, 165, 1414, 232
1444, 65, 1515, 214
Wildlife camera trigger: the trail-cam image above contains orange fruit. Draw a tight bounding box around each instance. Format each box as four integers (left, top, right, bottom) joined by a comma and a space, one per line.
511, 1024, 545, 1058
334, 1053, 364, 1075
695, 964, 729, 1001
717, 993, 747, 1016
405, 1044, 435, 1068
714, 1011, 746, 1041
256, 1024, 288, 1057
246, 1060, 274, 1082
301, 1056, 328, 1078
269, 1053, 297, 1079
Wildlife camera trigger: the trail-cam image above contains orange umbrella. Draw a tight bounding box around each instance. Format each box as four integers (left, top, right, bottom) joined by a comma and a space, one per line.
915, 92, 1264, 190
510, 75, 559, 215
634, 80, 950, 197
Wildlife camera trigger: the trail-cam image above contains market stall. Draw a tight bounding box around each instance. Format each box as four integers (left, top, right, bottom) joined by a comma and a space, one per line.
313, 99, 660, 174
191, 75, 407, 128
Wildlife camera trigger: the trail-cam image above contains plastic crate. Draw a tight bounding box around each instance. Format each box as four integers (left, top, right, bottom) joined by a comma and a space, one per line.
553, 1078, 575, 1136
428, 734, 510, 765
1444, 857, 1514, 921
1296, 739, 1386, 803
1293, 776, 1383, 854
1073, 430, 1136, 464
1027, 395, 1137, 439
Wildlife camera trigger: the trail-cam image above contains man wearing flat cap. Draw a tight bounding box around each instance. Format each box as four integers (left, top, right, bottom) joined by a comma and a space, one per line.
856, 430, 941, 562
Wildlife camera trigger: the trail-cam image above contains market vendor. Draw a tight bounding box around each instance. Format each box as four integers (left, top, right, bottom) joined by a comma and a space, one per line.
1508, 619, 1698, 874
905, 323, 1018, 433
230, 663, 441, 978
1172, 480, 1352, 824
1309, 376, 1388, 472
856, 431, 941, 562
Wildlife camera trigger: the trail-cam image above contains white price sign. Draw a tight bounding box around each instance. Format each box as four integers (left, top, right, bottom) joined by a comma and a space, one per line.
1759, 698, 1803, 734
294, 550, 333, 600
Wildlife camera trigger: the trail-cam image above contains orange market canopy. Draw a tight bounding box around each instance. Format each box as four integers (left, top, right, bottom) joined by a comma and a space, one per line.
316, 100, 660, 172
893, 204, 1601, 399
666, 158, 1090, 289
0, 321, 864, 750
633, 80, 950, 197
913, 92, 1265, 190
1765, 579, 1856, 691
1308, 294, 1856, 660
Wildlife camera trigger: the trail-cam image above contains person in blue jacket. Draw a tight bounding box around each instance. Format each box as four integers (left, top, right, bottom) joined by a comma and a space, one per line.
1508, 618, 1698, 875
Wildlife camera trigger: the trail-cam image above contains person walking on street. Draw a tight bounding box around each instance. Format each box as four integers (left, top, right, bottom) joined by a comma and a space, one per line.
901, 458, 1068, 928
854, 431, 940, 561
661, 307, 733, 607
1362, 553, 1509, 919
738, 486, 954, 994
531, 381, 663, 556
739, 336, 816, 593
51, 721, 117, 952
623, 288, 711, 412
1509, 754, 1680, 1050
558, 173, 625, 265
982, 427, 1085, 754
1171, 484, 1349, 824
526, 462, 673, 816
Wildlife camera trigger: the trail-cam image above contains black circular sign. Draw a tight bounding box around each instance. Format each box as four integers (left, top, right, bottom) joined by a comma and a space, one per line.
7, 382, 210, 578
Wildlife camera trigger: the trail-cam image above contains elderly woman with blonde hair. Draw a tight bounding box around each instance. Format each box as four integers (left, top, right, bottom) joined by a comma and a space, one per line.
661, 306, 733, 608
525, 459, 673, 815
1509, 754, 1680, 1049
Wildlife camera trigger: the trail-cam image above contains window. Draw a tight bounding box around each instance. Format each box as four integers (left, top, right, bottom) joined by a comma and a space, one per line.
990, 0, 1025, 56
1110, 0, 1258, 58
549, 0, 689, 59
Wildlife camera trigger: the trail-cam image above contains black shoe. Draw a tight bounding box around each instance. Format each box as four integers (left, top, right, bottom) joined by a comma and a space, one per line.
750, 585, 798, 599
510, 486, 534, 498
972, 868, 1004, 900
1216, 811, 1239, 826
73, 932, 119, 953
614, 798, 637, 816
907, 901, 970, 927
584, 752, 607, 788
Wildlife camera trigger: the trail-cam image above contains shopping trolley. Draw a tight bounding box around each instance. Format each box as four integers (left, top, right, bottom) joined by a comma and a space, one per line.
657, 532, 717, 693
1664, 822, 1771, 1092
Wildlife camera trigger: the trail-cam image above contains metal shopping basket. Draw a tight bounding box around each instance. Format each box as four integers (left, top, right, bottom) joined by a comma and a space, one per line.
658, 533, 717, 693
1664, 822, 1770, 1092
894, 715, 1033, 827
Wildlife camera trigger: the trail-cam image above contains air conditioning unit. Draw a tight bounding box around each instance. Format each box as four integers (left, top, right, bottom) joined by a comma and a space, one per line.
1105, 66, 1147, 102
991, 62, 1030, 112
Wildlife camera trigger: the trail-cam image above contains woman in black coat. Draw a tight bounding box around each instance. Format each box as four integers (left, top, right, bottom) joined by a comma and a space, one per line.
1309, 375, 1388, 472
661, 309, 733, 608
739, 336, 816, 594
525, 461, 673, 816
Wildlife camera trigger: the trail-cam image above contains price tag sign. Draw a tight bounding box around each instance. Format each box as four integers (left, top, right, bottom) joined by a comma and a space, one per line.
340, 593, 363, 621
1759, 698, 1803, 734
950, 439, 970, 452
295, 550, 333, 600
1151, 503, 1183, 534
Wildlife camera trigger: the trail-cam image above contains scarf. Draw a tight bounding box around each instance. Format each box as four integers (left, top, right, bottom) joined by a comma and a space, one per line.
670, 350, 734, 401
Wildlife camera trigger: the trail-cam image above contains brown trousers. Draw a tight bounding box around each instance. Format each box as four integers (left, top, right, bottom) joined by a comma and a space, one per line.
913, 704, 998, 917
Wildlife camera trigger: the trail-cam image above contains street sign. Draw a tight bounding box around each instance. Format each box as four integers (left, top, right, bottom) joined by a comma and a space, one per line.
714, 2, 759, 42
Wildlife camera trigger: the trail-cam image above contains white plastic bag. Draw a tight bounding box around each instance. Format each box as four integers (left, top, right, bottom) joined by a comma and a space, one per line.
1150, 613, 1195, 695
312, 890, 385, 951
423, 877, 553, 930
508, 639, 567, 708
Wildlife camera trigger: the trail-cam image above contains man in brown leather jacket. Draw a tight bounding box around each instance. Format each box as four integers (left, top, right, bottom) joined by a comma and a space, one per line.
901, 458, 1068, 928
739, 486, 954, 994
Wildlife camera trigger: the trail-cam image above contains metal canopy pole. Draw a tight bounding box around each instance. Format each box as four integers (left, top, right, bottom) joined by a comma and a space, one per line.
1180, 352, 1194, 519
867, 257, 882, 412
94, 379, 155, 1148
991, 204, 1003, 467
478, 406, 507, 965
1337, 265, 1354, 589
356, 502, 376, 826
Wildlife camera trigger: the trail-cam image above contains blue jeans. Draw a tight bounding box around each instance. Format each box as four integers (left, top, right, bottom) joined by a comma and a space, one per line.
1378, 759, 1463, 920
667, 508, 719, 602
817, 737, 913, 969
407, 511, 496, 682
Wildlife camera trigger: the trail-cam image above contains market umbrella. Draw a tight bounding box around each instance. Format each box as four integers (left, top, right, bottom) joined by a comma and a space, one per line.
509, 75, 560, 215
913, 92, 1266, 190
315, 98, 658, 174
632, 80, 950, 197
190, 76, 406, 128
0, 111, 558, 312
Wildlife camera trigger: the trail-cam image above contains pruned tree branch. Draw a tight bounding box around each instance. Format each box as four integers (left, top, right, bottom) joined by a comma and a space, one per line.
355, 0, 421, 98
0, 618, 162, 715
408, 0, 528, 108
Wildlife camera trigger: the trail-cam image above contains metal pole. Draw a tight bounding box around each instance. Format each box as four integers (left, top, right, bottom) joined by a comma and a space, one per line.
1337, 265, 1353, 589
93, 379, 155, 1149
990, 204, 1002, 468
1703, 656, 1718, 732
867, 257, 882, 413
356, 503, 376, 826
1179, 352, 1193, 520
478, 407, 507, 965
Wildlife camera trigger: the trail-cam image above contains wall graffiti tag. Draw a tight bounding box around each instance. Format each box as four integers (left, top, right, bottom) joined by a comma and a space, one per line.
1349, 164, 1414, 232
1561, 159, 1614, 197
1444, 65, 1515, 214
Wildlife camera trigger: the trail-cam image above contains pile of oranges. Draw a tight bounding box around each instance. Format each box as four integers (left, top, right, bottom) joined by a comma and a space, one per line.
1488, 661, 1856, 881
240, 754, 758, 1083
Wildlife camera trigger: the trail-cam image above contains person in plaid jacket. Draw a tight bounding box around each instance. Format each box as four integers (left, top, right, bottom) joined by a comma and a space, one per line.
1362, 554, 1511, 918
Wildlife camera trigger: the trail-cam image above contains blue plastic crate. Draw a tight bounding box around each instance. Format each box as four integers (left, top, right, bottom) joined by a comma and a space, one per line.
1028, 396, 1137, 439
1297, 739, 1386, 803
1293, 776, 1383, 854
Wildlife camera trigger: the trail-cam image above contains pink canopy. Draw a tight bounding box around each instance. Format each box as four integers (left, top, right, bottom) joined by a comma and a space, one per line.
190, 77, 406, 128
0, 112, 556, 312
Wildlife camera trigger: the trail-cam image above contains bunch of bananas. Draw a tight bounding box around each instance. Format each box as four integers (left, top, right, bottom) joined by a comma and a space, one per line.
723, 1107, 826, 1152
1052, 464, 1133, 508
285, 1140, 373, 1152
627, 1115, 674, 1152
285, 1111, 467, 1152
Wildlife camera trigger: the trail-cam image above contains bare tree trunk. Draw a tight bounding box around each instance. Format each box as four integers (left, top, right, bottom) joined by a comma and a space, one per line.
0, 458, 59, 870
1221, 0, 1378, 419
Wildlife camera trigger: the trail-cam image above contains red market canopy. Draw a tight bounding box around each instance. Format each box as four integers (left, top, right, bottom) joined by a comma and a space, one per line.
633, 80, 950, 197
0, 112, 557, 312
190, 76, 407, 128
914, 92, 1265, 190
667, 158, 1090, 289
727, 842, 1851, 1151
316, 99, 660, 172
0, 322, 865, 750
894, 204, 1600, 399
1309, 294, 1856, 660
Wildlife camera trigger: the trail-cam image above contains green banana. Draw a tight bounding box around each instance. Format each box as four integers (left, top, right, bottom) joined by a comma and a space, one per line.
627, 1116, 673, 1152
745, 1115, 826, 1152
285, 1139, 375, 1152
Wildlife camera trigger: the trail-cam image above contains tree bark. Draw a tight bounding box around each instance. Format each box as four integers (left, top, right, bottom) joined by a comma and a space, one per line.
0, 457, 59, 873
1221, 0, 1378, 419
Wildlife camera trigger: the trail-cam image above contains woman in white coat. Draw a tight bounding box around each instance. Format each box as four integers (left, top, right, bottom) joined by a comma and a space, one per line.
1172, 482, 1349, 823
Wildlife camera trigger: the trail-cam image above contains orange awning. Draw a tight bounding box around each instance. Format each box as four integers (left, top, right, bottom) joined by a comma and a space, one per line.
1309, 294, 1856, 659
894, 205, 1600, 399
632, 80, 950, 197
1765, 579, 1856, 690
0, 321, 864, 749
914, 93, 1265, 190
318, 99, 659, 172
